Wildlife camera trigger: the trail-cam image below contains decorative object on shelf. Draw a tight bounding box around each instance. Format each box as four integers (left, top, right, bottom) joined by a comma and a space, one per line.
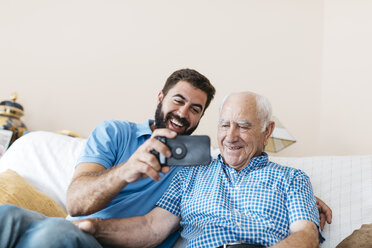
265, 116, 296, 153
0, 92, 27, 147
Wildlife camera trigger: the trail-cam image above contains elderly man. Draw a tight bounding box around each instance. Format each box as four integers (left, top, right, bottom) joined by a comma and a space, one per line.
75, 91, 321, 248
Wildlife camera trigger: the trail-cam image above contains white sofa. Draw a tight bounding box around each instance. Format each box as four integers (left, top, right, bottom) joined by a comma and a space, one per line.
0, 131, 371, 248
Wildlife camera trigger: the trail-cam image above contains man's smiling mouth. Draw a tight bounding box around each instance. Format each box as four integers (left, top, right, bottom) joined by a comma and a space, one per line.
225, 145, 243, 151
168, 118, 187, 133
170, 118, 184, 128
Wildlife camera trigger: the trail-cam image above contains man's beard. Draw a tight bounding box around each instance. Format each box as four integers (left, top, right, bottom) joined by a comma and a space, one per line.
154, 102, 199, 135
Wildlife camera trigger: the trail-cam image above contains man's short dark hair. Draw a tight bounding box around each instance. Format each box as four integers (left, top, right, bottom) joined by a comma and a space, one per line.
162, 69, 216, 112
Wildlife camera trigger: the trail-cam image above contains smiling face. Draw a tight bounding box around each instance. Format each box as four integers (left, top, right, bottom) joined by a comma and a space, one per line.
218, 93, 274, 171
154, 80, 208, 135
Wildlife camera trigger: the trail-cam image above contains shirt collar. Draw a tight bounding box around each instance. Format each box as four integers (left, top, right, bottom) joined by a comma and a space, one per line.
135, 119, 154, 138
217, 152, 269, 173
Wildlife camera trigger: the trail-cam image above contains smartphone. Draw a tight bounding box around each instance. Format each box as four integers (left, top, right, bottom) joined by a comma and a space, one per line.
152, 135, 211, 166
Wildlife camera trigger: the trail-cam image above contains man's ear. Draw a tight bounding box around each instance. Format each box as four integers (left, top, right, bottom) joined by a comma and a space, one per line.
157, 91, 164, 103
263, 121, 275, 146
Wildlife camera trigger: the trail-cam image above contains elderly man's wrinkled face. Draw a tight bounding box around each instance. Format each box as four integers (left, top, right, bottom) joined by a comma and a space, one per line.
217, 93, 271, 171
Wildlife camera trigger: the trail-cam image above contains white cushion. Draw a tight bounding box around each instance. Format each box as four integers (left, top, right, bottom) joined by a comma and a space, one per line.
0, 131, 86, 210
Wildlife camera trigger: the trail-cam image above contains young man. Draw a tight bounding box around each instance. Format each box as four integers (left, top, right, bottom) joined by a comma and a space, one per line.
75, 92, 323, 248
0, 68, 216, 248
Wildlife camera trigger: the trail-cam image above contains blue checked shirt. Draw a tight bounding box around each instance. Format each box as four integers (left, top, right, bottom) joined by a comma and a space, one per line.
156, 153, 320, 248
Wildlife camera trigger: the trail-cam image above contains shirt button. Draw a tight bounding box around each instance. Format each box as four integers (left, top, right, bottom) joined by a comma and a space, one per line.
235, 186, 239, 191
236, 221, 242, 227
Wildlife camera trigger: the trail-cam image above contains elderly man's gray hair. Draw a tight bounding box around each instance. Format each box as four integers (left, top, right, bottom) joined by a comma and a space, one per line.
220, 92, 272, 132
255, 93, 272, 132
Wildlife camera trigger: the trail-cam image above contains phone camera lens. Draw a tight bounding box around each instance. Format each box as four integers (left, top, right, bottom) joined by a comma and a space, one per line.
175, 147, 183, 155
172, 144, 187, 159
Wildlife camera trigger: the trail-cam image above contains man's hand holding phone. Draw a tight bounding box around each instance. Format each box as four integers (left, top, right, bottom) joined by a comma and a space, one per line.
121, 128, 211, 184
121, 129, 176, 183
152, 135, 211, 166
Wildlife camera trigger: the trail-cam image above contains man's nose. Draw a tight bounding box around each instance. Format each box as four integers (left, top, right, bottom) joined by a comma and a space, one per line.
177, 105, 189, 118
226, 126, 239, 141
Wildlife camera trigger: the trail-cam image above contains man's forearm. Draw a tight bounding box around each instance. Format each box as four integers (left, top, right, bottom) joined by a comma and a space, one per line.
75, 207, 180, 248
91, 217, 160, 248
271, 223, 319, 248
67, 164, 128, 216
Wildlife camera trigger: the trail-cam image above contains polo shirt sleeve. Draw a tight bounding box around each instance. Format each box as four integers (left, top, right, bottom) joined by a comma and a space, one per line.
156, 168, 187, 217
286, 170, 320, 227
77, 120, 130, 168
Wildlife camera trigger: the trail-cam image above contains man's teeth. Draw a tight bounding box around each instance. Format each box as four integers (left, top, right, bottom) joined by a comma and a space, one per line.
171, 119, 184, 127
227, 146, 241, 150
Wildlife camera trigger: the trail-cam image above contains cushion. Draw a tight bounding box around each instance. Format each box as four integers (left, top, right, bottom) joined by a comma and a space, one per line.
0, 131, 87, 209
0, 169, 67, 217
336, 224, 372, 248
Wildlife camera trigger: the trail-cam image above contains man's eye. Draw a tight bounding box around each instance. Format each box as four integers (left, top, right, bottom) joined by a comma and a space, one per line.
191, 107, 201, 114
240, 126, 249, 130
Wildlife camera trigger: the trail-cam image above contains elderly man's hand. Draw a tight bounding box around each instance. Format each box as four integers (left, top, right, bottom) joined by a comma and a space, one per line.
316, 196, 332, 230
73, 219, 98, 235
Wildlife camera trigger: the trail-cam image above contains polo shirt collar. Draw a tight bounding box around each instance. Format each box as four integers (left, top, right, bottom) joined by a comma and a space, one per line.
135, 119, 154, 138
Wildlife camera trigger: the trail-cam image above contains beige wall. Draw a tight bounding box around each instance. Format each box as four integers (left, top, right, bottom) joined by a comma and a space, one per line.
318, 0, 372, 155
0, 0, 370, 156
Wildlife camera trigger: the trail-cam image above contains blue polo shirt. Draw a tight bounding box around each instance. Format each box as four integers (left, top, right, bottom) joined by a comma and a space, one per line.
67, 119, 182, 248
